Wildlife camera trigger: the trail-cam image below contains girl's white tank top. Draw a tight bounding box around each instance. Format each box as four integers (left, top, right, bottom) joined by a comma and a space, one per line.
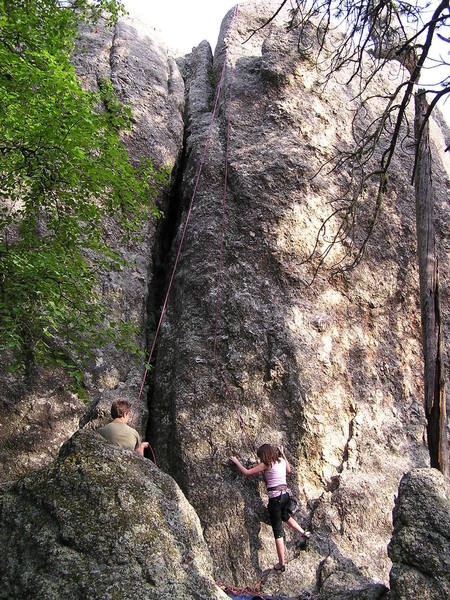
265, 458, 287, 498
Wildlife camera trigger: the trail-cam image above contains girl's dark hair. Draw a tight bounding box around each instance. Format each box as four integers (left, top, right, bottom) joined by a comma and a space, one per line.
111, 399, 131, 419
257, 444, 280, 467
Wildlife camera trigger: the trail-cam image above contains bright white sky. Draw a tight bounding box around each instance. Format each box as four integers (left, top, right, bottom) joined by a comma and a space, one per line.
124, 0, 238, 54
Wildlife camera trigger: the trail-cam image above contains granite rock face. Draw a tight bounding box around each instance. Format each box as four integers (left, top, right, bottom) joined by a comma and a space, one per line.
388, 468, 450, 600
0, 371, 85, 485
0, 429, 228, 600
1, 2, 449, 599
73, 13, 185, 433
73, 14, 184, 169
149, 1, 449, 596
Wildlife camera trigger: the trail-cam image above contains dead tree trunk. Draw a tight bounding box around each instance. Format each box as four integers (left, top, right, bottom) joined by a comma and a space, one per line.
414, 90, 449, 477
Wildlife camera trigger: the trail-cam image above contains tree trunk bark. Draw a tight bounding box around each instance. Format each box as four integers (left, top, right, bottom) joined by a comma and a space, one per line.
414, 90, 449, 477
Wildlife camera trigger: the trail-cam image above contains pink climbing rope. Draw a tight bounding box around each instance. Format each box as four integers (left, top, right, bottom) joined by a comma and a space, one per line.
213, 5, 256, 454
130, 6, 240, 428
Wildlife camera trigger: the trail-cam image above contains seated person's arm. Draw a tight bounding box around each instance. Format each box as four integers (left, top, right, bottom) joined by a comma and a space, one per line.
135, 441, 149, 456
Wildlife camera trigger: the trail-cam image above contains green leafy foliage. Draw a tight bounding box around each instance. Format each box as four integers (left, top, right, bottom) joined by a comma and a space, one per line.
0, 0, 168, 381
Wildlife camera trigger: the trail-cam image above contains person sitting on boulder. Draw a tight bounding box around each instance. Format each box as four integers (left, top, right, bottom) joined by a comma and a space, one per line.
97, 399, 149, 456
230, 443, 310, 572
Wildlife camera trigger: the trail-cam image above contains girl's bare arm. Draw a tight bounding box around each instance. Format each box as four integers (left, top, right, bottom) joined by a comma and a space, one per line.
230, 456, 266, 476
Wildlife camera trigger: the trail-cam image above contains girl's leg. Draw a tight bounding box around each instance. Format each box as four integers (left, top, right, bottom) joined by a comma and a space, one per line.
275, 537, 285, 567
268, 497, 286, 568
286, 516, 311, 537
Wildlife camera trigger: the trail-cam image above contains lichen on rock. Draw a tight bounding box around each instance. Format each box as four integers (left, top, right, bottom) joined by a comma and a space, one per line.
0, 429, 228, 600
388, 468, 450, 600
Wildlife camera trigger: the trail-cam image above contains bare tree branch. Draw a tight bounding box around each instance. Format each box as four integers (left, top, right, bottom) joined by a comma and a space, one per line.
253, 1, 449, 274
242, 0, 289, 44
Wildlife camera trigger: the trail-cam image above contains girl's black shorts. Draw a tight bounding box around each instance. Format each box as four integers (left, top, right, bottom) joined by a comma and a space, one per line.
267, 493, 291, 539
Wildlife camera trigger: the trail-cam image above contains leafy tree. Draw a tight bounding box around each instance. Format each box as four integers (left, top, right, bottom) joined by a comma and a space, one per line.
0, 0, 167, 383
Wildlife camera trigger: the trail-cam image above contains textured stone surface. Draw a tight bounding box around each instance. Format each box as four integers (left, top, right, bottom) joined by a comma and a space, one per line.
73, 14, 184, 169
0, 371, 85, 486
0, 429, 228, 600
388, 468, 450, 600
149, 1, 449, 597
0, 2, 449, 598
317, 554, 388, 599
73, 13, 185, 433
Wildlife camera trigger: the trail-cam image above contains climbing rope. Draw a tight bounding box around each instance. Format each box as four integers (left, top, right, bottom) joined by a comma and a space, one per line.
129, 11, 234, 424
131, 4, 255, 455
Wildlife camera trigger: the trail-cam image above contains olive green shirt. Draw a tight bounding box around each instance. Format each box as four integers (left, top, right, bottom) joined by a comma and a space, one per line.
97, 422, 141, 451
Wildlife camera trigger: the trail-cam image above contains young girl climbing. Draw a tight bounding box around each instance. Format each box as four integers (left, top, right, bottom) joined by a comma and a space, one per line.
230, 444, 310, 572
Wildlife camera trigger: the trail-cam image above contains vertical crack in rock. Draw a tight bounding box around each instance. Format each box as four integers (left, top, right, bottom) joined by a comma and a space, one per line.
340, 412, 356, 472
326, 410, 357, 493
145, 129, 189, 487
72, 15, 185, 436
146, 40, 216, 493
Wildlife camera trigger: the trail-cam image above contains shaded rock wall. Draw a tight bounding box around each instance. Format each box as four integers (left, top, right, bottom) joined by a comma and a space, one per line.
388, 468, 450, 600
0, 372, 85, 485
73, 14, 184, 432
0, 430, 228, 600
149, 1, 449, 596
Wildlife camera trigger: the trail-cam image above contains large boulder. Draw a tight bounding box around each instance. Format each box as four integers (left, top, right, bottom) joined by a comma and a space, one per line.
0, 429, 228, 600
149, 0, 448, 596
388, 468, 450, 600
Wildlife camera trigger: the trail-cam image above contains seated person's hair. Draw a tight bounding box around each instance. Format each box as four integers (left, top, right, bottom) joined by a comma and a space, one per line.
111, 399, 131, 419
